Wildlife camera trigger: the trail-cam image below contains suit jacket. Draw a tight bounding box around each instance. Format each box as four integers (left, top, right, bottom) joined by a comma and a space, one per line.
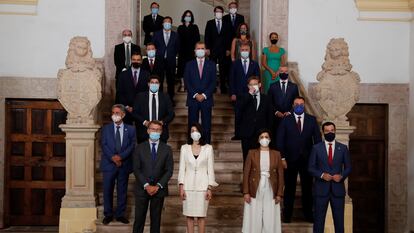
237, 93, 272, 138
204, 19, 232, 57
152, 29, 180, 66
243, 149, 284, 198
117, 68, 150, 107
132, 91, 175, 142
308, 141, 352, 197
267, 80, 299, 114
143, 14, 164, 45
114, 43, 141, 77
177, 144, 218, 191
229, 59, 261, 96
133, 141, 174, 197
100, 123, 136, 173
184, 59, 217, 108
141, 57, 164, 80
276, 113, 322, 162
222, 13, 245, 39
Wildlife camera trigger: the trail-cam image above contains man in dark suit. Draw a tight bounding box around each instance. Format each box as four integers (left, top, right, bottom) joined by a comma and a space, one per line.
309, 122, 351, 233
277, 96, 322, 223
184, 42, 216, 144
205, 6, 232, 94
229, 43, 260, 140
152, 16, 180, 104
132, 75, 175, 143
117, 52, 150, 125
223, 1, 245, 40
100, 104, 136, 225
238, 76, 272, 162
132, 120, 174, 233
267, 66, 299, 145
142, 2, 164, 45
141, 43, 165, 92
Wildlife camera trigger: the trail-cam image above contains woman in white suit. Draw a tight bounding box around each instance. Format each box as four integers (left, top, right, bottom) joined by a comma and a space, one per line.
178, 123, 219, 233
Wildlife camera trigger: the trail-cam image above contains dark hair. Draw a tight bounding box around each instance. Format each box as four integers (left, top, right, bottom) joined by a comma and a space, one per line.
269, 32, 279, 39
187, 122, 206, 146
322, 121, 336, 131
181, 10, 194, 24
148, 75, 160, 83
146, 42, 156, 48
150, 2, 159, 8
254, 128, 272, 148
163, 16, 173, 24
148, 120, 163, 128
293, 96, 306, 103
214, 6, 224, 12
228, 1, 238, 7
236, 23, 250, 40
248, 76, 261, 84
112, 104, 126, 113
131, 51, 141, 57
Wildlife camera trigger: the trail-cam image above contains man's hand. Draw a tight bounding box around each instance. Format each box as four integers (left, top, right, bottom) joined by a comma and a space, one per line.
283, 112, 291, 117
275, 196, 282, 204
226, 50, 231, 56
282, 160, 287, 169
159, 121, 164, 125
333, 174, 342, 182
276, 112, 284, 118
322, 173, 333, 182
248, 86, 256, 95
126, 106, 133, 113
231, 95, 237, 102
244, 194, 251, 204
112, 155, 122, 167
195, 94, 205, 102
145, 185, 160, 196
144, 120, 150, 127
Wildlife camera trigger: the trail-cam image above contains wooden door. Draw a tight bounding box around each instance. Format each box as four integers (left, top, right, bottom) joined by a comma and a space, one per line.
5, 99, 67, 226
346, 104, 387, 233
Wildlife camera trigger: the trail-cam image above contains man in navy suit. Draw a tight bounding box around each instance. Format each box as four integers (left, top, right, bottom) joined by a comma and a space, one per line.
223, 1, 245, 40
309, 122, 351, 233
141, 43, 165, 92
229, 43, 260, 139
142, 2, 164, 45
117, 52, 150, 125
184, 42, 216, 144
100, 104, 136, 225
277, 96, 322, 223
152, 16, 180, 104
267, 66, 299, 145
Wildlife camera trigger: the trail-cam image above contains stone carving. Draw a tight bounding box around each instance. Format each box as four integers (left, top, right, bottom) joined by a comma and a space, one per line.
57, 36, 102, 125
314, 38, 360, 125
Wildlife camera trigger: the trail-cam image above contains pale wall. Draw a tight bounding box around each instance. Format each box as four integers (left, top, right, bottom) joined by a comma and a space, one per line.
0, 0, 105, 78
409, 19, 414, 232
288, 0, 410, 86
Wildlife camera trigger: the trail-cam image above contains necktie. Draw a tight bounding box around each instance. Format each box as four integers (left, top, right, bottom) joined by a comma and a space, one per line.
243, 59, 248, 75
133, 70, 138, 86
328, 143, 333, 166
115, 126, 121, 154
297, 116, 302, 133
152, 94, 157, 121
150, 59, 154, 70
253, 94, 257, 111
164, 33, 170, 58
282, 82, 286, 96
125, 44, 130, 67
153, 15, 156, 23
151, 143, 157, 161
232, 15, 235, 26
217, 20, 221, 33
198, 60, 203, 79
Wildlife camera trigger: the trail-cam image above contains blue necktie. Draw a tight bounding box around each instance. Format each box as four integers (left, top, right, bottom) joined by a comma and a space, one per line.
151, 143, 157, 161
115, 126, 121, 153
243, 59, 248, 75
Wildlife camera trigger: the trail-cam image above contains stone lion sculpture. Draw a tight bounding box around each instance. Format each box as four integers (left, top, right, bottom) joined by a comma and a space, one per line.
57, 36, 102, 125
314, 38, 360, 125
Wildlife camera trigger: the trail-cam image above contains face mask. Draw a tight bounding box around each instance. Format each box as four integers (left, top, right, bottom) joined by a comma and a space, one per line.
149, 132, 161, 141
163, 22, 172, 30
324, 132, 336, 142
123, 36, 132, 44
259, 138, 270, 147
270, 39, 278, 45
240, 51, 249, 59
240, 30, 247, 35
215, 12, 223, 19
191, 131, 202, 141
184, 16, 192, 23
151, 8, 159, 15
147, 49, 156, 58
293, 104, 305, 115
195, 49, 205, 58
279, 73, 289, 80
149, 83, 159, 93
111, 114, 122, 123
131, 62, 141, 69
229, 8, 237, 14
252, 85, 259, 94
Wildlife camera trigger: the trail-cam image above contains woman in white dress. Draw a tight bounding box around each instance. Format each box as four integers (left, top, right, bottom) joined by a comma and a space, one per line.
242, 129, 284, 233
178, 123, 219, 233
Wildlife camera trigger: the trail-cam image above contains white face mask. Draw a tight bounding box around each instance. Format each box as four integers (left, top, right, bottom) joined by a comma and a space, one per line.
252, 84, 260, 94
215, 12, 223, 19
191, 131, 202, 141
123, 36, 132, 44
229, 8, 237, 14
195, 49, 205, 58
259, 138, 270, 147
111, 114, 122, 123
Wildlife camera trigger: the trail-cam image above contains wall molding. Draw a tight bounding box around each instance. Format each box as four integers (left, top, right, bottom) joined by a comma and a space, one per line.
355, 0, 414, 12
0, 0, 38, 15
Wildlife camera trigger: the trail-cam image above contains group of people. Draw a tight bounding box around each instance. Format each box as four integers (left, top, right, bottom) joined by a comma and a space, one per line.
102, 1, 352, 233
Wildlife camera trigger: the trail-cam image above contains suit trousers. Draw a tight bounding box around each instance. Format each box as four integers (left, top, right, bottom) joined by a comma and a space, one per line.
102, 168, 130, 218
163, 58, 176, 101
133, 194, 165, 233
241, 137, 256, 165
233, 101, 241, 138
188, 102, 212, 144
211, 54, 230, 93
313, 194, 345, 233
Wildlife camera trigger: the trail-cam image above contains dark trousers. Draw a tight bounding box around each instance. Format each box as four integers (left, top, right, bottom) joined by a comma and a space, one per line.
313, 194, 345, 233
123, 112, 135, 126
241, 137, 256, 164
211, 54, 230, 93
270, 116, 282, 150
233, 101, 240, 137
188, 103, 212, 144
102, 169, 129, 218
164, 58, 176, 102
283, 160, 314, 221
133, 194, 165, 233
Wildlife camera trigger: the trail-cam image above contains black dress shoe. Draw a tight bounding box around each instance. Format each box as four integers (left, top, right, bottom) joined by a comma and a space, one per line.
116, 216, 130, 224
282, 218, 291, 223
231, 136, 240, 140
102, 216, 113, 225
305, 216, 314, 223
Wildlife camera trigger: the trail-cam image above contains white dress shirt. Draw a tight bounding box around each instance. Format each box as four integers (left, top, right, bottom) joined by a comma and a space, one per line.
325, 140, 336, 159
280, 79, 289, 91
148, 91, 159, 121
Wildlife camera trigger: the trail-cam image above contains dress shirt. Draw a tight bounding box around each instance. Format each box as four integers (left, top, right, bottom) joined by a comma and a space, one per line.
113, 122, 124, 145
251, 93, 260, 110
294, 112, 304, 130
325, 140, 336, 159
280, 79, 289, 91
131, 67, 141, 80
148, 91, 159, 121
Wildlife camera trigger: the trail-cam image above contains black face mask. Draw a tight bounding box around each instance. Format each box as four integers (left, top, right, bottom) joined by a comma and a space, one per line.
279, 73, 288, 80
270, 39, 278, 44
131, 62, 141, 68
324, 132, 335, 142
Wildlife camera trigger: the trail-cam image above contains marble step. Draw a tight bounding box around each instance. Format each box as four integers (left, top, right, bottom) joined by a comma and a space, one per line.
173, 107, 234, 116
173, 114, 234, 124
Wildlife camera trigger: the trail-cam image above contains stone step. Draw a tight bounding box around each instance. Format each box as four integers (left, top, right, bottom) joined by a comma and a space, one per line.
174, 107, 234, 116
173, 114, 234, 124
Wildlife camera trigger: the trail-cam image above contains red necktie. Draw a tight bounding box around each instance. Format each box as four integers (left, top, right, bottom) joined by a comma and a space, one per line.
328, 143, 333, 166
150, 59, 154, 70
198, 60, 203, 79
297, 116, 302, 133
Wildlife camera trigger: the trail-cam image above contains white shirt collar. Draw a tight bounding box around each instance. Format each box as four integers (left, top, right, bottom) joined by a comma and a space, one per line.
294, 113, 305, 118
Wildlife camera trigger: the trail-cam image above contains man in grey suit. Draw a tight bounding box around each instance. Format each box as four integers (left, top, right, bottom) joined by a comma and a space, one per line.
132, 120, 174, 233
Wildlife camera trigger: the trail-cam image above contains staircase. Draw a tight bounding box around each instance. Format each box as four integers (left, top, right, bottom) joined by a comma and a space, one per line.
94, 91, 312, 233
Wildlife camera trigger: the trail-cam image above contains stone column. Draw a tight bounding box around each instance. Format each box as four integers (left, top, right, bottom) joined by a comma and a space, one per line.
56, 37, 103, 233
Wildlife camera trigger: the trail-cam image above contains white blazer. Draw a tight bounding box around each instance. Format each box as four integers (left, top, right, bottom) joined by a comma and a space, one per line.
178, 144, 219, 191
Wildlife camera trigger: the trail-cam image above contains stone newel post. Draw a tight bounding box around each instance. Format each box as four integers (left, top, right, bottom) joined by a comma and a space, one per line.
56, 36, 102, 233
313, 38, 361, 233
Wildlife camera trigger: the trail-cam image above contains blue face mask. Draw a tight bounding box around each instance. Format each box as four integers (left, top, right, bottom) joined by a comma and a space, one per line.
149, 132, 161, 141
163, 22, 172, 30
147, 50, 156, 58
195, 49, 205, 58
184, 16, 192, 23
151, 8, 159, 15
149, 83, 159, 93
293, 104, 305, 115
240, 51, 249, 59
